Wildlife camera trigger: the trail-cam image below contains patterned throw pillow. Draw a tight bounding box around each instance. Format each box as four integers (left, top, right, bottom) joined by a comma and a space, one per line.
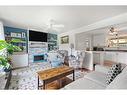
106, 63, 122, 85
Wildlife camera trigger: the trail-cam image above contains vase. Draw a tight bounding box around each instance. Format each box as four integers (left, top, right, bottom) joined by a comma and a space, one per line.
4, 67, 11, 72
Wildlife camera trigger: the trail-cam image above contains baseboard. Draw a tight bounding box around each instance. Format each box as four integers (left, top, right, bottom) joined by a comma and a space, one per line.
12, 66, 29, 70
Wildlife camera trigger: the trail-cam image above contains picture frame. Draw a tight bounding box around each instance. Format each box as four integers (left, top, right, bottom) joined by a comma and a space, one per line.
61, 35, 69, 44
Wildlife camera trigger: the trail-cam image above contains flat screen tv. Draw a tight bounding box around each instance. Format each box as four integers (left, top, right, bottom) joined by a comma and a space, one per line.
29, 30, 47, 42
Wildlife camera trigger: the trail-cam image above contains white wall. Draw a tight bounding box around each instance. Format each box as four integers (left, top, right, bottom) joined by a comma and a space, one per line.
75, 28, 107, 50
58, 31, 75, 55
58, 13, 127, 53
75, 32, 91, 50
0, 21, 5, 40
93, 33, 106, 47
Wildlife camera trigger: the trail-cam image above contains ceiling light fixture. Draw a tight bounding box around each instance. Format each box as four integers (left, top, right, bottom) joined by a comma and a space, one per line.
46, 19, 64, 33
109, 26, 118, 35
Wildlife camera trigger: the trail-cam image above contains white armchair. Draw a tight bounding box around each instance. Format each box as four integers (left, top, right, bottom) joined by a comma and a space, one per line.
81, 51, 93, 71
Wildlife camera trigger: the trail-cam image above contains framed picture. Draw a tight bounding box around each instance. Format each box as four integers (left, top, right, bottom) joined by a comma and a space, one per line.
61, 35, 69, 44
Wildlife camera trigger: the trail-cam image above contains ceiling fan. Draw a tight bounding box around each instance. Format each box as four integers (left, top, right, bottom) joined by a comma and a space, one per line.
45, 19, 64, 32
109, 26, 118, 35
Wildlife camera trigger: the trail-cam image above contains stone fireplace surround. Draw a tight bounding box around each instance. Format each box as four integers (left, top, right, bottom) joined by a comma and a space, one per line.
28, 41, 48, 65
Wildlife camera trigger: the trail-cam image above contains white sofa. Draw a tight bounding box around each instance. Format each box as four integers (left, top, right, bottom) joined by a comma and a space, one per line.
63, 65, 127, 89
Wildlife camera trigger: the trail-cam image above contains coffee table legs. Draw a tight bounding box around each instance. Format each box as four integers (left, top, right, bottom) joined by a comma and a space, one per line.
38, 76, 39, 90
73, 70, 75, 81
43, 81, 46, 89
38, 76, 46, 90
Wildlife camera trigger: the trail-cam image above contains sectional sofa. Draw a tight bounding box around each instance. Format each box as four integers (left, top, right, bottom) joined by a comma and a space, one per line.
63, 65, 127, 89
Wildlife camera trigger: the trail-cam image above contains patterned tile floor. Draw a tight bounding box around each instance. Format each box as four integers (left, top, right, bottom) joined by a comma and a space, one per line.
9, 63, 87, 90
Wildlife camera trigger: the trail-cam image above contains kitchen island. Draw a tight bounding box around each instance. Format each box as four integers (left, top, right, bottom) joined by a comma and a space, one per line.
93, 50, 127, 66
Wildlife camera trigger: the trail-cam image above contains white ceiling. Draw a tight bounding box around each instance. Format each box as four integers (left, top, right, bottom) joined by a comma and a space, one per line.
0, 6, 127, 33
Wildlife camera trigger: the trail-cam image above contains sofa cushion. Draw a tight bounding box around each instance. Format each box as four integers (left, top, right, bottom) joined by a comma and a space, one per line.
95, 65, 110, 74
47, 53, 63, 67
51, 59, 63, 67
63, 77, 106, 89
106, 66, 127, 89
84, 71, 107, 87
106, 63, 122, 85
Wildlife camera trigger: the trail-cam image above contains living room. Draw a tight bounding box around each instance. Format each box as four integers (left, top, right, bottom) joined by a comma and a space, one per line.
1, 6, 127, 90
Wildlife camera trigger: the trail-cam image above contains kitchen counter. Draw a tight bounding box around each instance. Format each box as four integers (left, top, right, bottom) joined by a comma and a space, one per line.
92, 50, 127, 66
104, 49, 127, 52
93, 49, 127, 52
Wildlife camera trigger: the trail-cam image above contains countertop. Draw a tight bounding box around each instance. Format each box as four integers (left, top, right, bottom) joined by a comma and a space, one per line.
92, 49, 127, 52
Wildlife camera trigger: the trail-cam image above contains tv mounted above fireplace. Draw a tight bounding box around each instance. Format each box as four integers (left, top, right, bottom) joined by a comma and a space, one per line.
29, 30, 47, 42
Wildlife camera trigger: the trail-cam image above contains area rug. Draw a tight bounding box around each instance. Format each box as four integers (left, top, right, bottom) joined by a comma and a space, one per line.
9, 63, 87, 90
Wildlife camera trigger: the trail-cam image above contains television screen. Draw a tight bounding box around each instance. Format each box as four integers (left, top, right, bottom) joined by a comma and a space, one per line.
29, 30, 47, 42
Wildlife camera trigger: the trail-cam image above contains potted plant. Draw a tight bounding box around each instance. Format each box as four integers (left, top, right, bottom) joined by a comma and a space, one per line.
0, 56, 10, 72
0, 40, 22, 71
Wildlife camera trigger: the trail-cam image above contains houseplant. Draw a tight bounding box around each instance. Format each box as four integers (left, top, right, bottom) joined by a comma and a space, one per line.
0, 56, 10, 71
0, 40, 22, 71
0, 40, 22, 55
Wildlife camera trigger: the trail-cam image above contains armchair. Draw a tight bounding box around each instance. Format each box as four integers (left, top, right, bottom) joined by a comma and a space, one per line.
81, 51, 93, 71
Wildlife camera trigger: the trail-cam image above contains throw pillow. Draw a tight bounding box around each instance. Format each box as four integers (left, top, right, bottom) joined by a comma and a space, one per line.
106, 63, 122, 85
106, 66, 127, 89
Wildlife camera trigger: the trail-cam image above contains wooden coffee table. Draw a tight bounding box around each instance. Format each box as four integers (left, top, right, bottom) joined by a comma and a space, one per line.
37, 65, 75, 89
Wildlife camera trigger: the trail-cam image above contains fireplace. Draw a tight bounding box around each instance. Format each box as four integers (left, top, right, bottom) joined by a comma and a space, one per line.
33, 54, 46, 62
